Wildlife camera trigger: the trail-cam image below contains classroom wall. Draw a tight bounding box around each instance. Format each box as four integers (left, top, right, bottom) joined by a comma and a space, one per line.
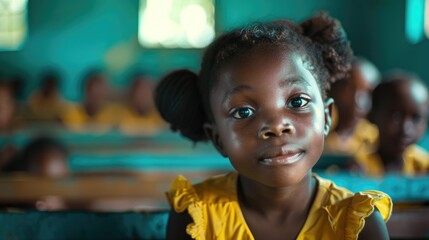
0, 0, 428, 101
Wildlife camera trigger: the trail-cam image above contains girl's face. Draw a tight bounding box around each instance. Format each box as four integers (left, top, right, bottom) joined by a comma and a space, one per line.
207, 46, 332, 187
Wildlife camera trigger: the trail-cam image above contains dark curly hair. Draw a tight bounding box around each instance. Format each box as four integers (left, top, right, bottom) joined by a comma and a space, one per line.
155, 13, 353, 142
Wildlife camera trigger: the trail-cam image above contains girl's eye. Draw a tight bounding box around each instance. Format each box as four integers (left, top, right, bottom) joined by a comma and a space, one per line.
288, 96, 310, 108
232, 107, 255, 119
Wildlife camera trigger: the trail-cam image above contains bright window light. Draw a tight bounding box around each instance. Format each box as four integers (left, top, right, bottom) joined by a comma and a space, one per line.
138, 0, 215, 48
0, 0, 27, 51
425, 0, 429, 38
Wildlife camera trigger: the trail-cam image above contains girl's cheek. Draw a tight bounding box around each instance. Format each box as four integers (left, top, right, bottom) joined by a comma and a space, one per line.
309, 106, 326, 134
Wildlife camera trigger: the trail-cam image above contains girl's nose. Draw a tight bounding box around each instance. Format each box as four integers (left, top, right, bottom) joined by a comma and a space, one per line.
258, 117, 296, 140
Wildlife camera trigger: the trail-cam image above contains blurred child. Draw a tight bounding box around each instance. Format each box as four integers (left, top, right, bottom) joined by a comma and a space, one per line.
324, 57, 380, 155
0, 80, 21, 173
0, 80, 21, 133
156, 14, 391, 239
27, 69, 69, 123
117, 73, 166, 135
356, 71, 429, 177
2, 136, 70, 211
3, 136, 70, 178
61, 69, 119, 132
0, 144, 18, 171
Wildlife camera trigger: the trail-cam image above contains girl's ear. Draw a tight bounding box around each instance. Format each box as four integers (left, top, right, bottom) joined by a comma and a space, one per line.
203, 123, 227, 157
323, 98, 334, 136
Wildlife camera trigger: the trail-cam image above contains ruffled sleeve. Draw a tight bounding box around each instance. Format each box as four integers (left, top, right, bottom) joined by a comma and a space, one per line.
167, 175, 205, 240
323, 190, 392, 240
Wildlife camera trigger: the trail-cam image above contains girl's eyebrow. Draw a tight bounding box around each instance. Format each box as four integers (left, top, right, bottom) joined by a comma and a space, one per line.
222, 85, 252, 105
222, 77, 311, 105
279, 77, 311, 89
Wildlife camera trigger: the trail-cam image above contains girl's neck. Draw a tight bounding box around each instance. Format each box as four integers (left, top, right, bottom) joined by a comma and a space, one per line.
238, 172, 317, 219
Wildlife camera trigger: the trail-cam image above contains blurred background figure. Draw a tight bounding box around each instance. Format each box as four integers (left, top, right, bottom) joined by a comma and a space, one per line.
0, 144, 18, 172
0, 80, 22, 133
355, 71, 429, 177
117, 72, 166, 135
2, 136, 70, 178
325, 57, 381, 155
27, 69, 69, 123
2, 136, 70, 211
0, 79, 21, 174
61, 69, 119, 132
10, 74, 26, 104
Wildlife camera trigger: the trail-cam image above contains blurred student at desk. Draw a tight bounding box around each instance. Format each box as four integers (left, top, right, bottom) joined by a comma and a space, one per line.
116, 72, 166, 136
2, 136, 70, 211
324, 57, 380, 155
27, 69, 70, 123
355, 71, 429, 177
61, 69, 120, 133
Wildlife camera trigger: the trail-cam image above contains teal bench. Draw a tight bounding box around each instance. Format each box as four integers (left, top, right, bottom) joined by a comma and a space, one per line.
1, 208, 429, 239
0, 210, 169, 240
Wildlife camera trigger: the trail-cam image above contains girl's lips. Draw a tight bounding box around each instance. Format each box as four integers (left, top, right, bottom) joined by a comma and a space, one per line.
259, 146, 305, 166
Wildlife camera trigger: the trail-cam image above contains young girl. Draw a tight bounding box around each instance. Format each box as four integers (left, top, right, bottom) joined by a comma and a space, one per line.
155, 13, 392, 240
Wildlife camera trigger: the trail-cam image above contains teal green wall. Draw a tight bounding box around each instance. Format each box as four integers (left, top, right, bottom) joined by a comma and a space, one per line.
0, 0, 428, 101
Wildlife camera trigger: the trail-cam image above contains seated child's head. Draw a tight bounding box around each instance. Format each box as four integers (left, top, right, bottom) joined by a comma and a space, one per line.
7, 137, 70, 211
129, 73, 155, 115
155, 13, 353, 187
17, 136, 69, 178
39, 69, 61, 97
329, 57, 380, 130
368, 71, 429, 157
82, 69, 109, 113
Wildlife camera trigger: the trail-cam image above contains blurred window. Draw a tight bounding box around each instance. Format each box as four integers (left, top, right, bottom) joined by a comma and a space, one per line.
138, 0, 215, 48
425, 0, 429, 37
0, 0, 27, 51
405, 0, 429, 43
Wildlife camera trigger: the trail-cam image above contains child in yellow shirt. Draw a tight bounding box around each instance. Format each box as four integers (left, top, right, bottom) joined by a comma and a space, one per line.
156, 13, 392, 240
356, 71, 429, 177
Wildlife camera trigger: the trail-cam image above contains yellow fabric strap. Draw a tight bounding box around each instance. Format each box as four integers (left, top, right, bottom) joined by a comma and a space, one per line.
169, 175, 205, 240
324, 190, 392, 240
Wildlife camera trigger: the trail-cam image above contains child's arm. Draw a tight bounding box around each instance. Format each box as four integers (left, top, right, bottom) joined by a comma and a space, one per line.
358, 209, 389, 240
166, 210, 193, 240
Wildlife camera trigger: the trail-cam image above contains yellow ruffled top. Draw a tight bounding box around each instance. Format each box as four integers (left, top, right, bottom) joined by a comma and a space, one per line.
167, 172, 392, 240
355, 144, 429, 177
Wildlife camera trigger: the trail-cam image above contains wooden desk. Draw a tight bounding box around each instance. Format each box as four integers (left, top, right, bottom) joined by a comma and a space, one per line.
0, 171, 228, 211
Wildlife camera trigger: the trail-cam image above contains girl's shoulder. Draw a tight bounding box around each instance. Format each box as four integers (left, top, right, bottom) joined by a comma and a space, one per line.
166, 172, 245, 239
311, 175, 392, 239
167, 172, 238, 207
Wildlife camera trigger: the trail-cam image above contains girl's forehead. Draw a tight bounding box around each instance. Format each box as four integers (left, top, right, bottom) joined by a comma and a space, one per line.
217, 48, 317, 88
